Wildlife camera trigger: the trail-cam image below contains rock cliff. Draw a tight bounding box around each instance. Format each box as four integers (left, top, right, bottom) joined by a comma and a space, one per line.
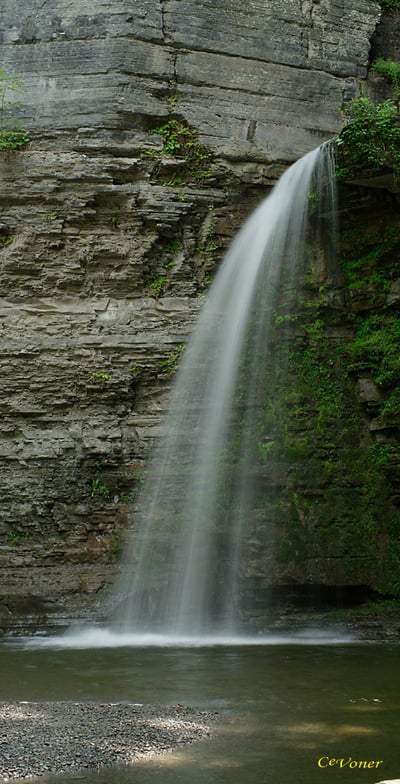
1, 0, 379, 159
0, 0, 388, 627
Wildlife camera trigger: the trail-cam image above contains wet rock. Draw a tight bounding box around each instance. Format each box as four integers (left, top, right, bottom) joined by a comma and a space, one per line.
358, 377, 384, 406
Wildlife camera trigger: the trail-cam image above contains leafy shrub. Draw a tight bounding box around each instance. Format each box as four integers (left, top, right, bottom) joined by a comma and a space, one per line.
370, 58, 400, 91
0, 127, 30, 151
335, 97, 400, 180
0, 70, 30, 151
345, 315, 400, 388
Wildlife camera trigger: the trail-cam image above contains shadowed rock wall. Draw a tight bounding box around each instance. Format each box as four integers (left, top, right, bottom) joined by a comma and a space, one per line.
0, 0, 383, 625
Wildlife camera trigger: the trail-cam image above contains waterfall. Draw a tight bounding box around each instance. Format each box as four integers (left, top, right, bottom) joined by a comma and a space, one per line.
112, 142, 338, 642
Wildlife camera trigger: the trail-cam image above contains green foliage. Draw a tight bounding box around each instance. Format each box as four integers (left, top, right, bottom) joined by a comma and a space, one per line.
339, 224, 400, 295
296, 318, 345, 434
335, 217, 400, 594
345, 314, 400, 387
370, 58, 400, 91
158, 344, 185, 375
152, 119, 191, 155
258, 267, 400, 595
166, 94, 179, 111
89, 371, 113, 381
146, 236, 183, 296
259, 184, 400, 595
379, 388, 400, 420
197, 235, 218, 255
164, 238, 182, 255
307, 190, 319, 215
0, 234, 13, 247
0, 127, 30, 151
340, 250, 387, 291
107, 215, 118, 229
91, 461, 111, 501
150, 118, 212, 184
147, 274, 168, 298
335, 97, 400, 181
378, 0, 400, 8
145, 236, 185, 298
0, 70, 30, 151
6, 528, 30, 547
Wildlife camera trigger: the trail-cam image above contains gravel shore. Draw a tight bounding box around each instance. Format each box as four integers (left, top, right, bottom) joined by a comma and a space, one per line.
0, 701, 218, 781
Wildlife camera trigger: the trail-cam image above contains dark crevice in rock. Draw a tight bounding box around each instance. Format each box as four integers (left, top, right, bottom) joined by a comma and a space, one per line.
369, 5, 400, 63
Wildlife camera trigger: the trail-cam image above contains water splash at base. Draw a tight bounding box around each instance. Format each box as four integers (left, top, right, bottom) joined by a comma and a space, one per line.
18, 624, 355, 649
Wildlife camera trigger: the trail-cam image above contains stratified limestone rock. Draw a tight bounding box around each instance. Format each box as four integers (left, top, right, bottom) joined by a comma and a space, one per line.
0, 0, 384, 617
1, 0, 380, 161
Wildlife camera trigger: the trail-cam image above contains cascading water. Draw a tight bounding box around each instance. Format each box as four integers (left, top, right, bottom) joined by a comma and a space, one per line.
111, 142, 338, 643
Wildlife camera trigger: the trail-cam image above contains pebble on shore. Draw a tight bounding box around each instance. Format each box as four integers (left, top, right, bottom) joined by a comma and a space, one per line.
0, 701, 218, 781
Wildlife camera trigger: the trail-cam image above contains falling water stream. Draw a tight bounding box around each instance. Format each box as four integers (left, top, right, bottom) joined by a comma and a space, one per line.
110, 142, 338, 642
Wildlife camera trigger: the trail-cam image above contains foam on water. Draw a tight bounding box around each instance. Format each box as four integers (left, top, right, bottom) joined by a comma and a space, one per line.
18, 625, 355, 649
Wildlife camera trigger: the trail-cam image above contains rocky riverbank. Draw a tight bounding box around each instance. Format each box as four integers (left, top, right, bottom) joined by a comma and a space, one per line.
0, 701, 217, 782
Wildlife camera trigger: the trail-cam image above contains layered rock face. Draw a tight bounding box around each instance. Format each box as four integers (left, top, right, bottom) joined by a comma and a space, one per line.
0, 0, 383, 624
1, 0, 379, 160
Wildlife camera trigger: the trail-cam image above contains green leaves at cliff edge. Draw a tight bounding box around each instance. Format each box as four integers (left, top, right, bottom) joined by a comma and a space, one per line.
0, 69, 30, 152
335, 96, 400, 181
370, 58, 400, 91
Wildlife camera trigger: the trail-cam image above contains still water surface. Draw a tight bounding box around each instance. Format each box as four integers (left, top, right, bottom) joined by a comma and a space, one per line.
0, 640, 398, 784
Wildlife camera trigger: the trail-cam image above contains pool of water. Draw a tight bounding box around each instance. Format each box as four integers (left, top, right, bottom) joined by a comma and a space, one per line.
0, 638, 399, 783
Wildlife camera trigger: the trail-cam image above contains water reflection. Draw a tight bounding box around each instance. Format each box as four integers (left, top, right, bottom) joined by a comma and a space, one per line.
0, 642, 398, 784
283, 719, 381, 748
